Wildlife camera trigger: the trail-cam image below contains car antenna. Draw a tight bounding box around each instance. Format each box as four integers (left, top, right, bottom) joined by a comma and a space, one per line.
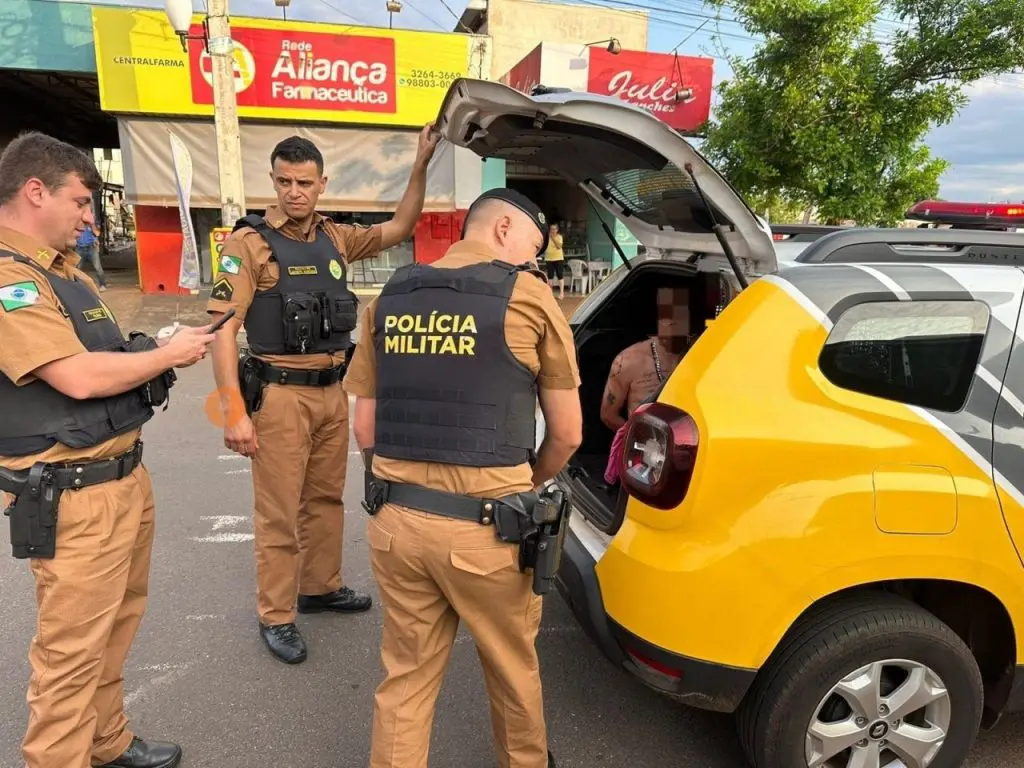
683, 162, 748, 290
583, 194, 634, 272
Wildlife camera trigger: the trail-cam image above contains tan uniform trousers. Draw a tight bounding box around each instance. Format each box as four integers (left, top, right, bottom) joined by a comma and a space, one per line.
251, 380, 348, 625
367, 502, 548, 768
20, 465, 155, 768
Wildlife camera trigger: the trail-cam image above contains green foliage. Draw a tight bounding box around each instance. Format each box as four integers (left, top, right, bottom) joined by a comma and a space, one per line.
702, 0, 1024, 225
745, 190, 809, 223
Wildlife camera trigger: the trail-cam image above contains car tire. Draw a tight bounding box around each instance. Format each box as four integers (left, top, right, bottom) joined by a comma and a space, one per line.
736, 592, 984, 768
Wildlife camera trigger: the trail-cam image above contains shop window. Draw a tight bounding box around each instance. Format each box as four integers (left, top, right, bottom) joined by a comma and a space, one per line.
818, 300, 990, 412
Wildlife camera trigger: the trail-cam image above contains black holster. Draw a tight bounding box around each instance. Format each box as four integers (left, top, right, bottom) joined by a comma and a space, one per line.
126, 332, 177, 410
238, 352, 265, 416
3, 463, 62, 560
518, 487, 572, 596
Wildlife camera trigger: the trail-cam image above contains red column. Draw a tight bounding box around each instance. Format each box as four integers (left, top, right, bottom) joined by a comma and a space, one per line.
412, 211, 468, 264
135, 205, 191, 295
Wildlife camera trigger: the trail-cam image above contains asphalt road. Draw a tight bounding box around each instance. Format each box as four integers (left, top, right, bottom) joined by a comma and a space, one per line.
2, 360, 1024, 768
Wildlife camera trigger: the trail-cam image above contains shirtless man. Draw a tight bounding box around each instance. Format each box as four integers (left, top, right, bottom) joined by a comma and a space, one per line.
601, 287, 690, 431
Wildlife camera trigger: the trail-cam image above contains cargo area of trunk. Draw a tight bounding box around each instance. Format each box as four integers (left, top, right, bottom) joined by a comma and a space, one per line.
560, 263, 732, 533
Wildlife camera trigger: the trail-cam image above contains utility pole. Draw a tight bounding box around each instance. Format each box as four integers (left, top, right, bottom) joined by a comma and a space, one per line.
205, 0, 246, 228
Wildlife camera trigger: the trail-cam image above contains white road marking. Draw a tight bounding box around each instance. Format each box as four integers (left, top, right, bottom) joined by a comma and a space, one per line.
185, 614, 223, 622
225, 468, 251, 475
124, 662, 194, 708
192, 515, 253, 543
190, 532, 255, 543
218, 454, 247, 461
200, 515, 249, 530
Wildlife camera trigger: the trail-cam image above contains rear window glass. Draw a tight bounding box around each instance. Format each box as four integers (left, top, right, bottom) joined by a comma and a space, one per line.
598, 166, 714, 232
819, 300, 990, 412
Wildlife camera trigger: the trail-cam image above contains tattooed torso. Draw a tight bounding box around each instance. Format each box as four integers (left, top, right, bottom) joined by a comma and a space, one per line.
607, 338, 682, 416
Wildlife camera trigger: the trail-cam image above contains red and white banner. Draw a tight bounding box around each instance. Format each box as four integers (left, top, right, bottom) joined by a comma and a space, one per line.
501, 43, 542, 96
587, 48, 713, 134
500, 44, 714, 135
188, 26, 398, 114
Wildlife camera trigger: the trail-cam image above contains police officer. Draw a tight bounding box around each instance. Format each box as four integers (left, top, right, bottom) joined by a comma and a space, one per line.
0, 132, 216, 768
207, 126, 440, 664
344, 188, 584, 768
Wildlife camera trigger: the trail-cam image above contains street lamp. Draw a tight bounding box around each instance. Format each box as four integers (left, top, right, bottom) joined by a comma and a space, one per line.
164, 0, 246, 228
569, 38, 622, 69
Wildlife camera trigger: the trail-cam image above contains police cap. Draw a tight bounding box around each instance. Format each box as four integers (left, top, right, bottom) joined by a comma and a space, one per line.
464, 187, 550, 255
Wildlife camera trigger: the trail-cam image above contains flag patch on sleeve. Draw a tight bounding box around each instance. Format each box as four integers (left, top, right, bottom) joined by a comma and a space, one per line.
0, 281, 40, 312
220, 254, 242, 275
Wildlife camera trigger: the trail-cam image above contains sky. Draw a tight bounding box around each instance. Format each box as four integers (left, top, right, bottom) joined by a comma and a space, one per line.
84, 0, 1024, 203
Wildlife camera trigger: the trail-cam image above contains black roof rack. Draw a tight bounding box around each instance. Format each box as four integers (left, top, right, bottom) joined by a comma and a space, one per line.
794, 227, 1024, 266
772, 224, 850, 243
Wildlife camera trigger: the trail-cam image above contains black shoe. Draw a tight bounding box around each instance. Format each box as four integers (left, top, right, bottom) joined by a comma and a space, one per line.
98, 736, 182, 768
259, 622, 307, 664
297, 586, 372, 614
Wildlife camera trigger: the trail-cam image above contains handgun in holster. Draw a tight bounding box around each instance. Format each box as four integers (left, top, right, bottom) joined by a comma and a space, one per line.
237, 352, 265, 416
2, 462, 62, 560
518, 487, 571, 596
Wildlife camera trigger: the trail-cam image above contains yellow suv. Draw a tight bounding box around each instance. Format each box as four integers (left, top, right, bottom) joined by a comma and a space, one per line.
436, 79, 1024, 768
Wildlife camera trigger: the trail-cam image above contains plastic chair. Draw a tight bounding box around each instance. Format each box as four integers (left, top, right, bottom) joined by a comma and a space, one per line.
567, 259, 588, 294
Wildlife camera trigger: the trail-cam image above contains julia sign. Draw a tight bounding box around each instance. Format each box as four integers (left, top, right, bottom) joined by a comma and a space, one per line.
587, 48, 714, 134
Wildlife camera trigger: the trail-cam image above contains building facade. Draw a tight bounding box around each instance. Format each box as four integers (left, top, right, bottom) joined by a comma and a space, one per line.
458, 0, 647, 81
90, 6, 495, 293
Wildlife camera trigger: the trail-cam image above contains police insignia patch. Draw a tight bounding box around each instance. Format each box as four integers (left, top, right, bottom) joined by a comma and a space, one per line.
211, 278, 234, 302
288, 266, 318, 276
82, 307, 109, 323
329, 260, 343, 280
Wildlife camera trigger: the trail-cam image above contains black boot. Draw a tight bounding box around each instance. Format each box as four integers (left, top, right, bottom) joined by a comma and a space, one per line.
98, 736, 182, 768
259, 622, 307, 664
297, 586, 372, 614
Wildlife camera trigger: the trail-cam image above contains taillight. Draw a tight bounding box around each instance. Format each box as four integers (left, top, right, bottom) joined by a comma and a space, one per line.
619, 402, 699, 510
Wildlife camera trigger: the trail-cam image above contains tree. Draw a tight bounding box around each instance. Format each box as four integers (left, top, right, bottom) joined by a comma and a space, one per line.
701, 0, 1024, 226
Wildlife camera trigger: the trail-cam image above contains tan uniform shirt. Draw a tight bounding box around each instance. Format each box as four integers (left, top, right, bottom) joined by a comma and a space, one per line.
343, 240, 581, 499
206, 205, 383, 370
0, 226, 139, 473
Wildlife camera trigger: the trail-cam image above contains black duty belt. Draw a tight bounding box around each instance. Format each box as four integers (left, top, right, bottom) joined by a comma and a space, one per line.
371, 478, 533, 526
256, 360, 347, 387
0, 441, 144, 495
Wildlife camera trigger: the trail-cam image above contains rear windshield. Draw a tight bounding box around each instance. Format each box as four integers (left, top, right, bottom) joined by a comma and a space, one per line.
598, 166, 715, 233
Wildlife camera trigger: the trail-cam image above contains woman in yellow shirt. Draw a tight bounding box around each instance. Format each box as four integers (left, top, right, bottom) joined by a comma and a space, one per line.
543, 222, 565, 299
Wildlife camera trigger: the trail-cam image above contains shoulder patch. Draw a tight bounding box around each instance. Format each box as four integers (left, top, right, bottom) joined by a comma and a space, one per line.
0, 281, 41, 312
210, 277, 234, 302
219, 253, 242, 275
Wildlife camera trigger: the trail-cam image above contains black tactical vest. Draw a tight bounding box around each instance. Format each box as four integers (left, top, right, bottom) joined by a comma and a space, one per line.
237, 215, 359, 356
372, 260, 538, 468
0, 252, 154, 457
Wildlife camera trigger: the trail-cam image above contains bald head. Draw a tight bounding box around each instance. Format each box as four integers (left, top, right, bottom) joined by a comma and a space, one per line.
462, 193, 546, 264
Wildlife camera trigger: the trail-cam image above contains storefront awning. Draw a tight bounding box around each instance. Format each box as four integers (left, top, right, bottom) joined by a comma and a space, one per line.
117, 116, 478, 212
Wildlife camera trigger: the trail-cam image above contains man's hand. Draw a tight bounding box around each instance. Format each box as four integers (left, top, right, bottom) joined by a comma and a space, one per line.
164, 325, 216, 368
414, 122, 441, 170
380, 124, 439, 249
225, 413, 258, 458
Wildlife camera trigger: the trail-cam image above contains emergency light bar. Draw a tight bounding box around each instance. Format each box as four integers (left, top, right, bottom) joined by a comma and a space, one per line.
906, 199, 1024, 228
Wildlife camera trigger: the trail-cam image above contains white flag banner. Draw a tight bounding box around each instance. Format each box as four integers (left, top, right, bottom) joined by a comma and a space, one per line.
169, 131, 201, 291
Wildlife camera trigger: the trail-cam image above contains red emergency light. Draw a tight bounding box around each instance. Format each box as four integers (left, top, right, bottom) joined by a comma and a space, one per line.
907, 199, 1024, 228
